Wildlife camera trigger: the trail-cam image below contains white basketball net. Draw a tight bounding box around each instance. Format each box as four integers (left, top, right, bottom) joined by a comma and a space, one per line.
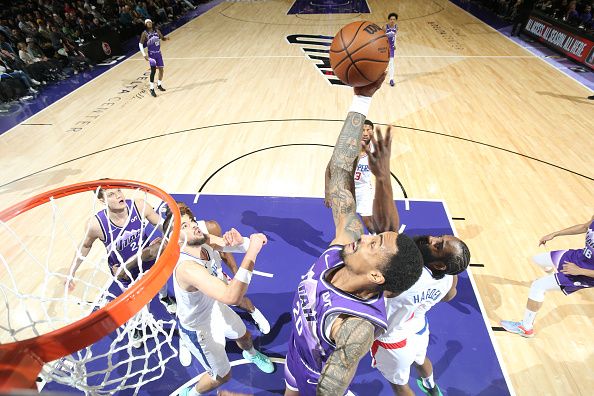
0, 186, 178, 395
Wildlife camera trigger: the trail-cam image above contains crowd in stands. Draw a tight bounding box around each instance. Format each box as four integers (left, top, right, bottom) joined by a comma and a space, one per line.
1, 0, 204, 104
466, 1, 593, 31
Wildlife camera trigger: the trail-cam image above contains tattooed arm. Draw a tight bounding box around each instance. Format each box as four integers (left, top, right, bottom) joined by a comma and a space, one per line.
328, 111, 367, 245
329, 73, 386, 246
317, 315, 376, 395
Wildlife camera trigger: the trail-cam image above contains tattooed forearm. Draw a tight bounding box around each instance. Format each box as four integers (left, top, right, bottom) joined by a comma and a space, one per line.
317, 317, 375, 396
329, 112, 365, 172
328, 112, 366, 238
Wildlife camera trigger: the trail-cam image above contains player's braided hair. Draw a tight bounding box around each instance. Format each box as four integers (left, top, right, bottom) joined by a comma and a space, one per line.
446, 239, 471, 276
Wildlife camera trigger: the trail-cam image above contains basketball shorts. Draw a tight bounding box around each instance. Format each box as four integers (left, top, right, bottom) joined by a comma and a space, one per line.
284, 334, 355, 396
178, 301, 246, 379
148, 52, 164, 67
371, 321, 430, 385
535, 250, 594, 295
355, 187, 374, 217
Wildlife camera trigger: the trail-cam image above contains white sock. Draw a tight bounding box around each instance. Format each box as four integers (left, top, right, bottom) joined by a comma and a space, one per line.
388, 57, 395, 80
244, 346, 257, 357
149, 82, 154, 90
188, 387, 201, 396
422, 374, 435, 389
157, 80, 162, 86
522, 309, 537, 330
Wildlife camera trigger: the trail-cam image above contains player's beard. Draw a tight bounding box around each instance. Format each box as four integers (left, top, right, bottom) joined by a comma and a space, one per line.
187, 234, 208, 246
413, 235, 438, 264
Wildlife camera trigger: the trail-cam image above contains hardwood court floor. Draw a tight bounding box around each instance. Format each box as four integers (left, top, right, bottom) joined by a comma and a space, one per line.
0, 0, 592, 394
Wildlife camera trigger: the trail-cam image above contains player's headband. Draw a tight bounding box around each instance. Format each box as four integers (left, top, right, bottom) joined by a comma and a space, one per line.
145, 19, 152, 25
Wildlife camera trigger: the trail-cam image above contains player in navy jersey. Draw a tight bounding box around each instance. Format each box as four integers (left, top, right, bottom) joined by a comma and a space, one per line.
501, 214, 594, 337
139, 19, 168, 97
66, 185, 176, 312
386, 13, 399, 87
284, 73, 424, 396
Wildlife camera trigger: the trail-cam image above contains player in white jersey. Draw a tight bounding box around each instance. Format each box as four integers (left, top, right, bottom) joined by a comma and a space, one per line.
325, 119, 376, 233
163, 204, 274, 396
360, 126, 470, 395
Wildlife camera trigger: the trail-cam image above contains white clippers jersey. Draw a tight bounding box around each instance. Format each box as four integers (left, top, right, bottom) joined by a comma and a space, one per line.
173, 247, 225, 330
380, 267, 453, 342
355, 154, 373, 191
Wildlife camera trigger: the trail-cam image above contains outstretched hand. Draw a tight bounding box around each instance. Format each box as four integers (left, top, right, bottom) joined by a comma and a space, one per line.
354, 71, 387, 97
365, 126, 393, 179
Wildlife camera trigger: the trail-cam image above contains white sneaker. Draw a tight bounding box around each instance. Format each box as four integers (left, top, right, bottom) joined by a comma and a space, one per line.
179, 340, 191, 367
131, 328, 143, 349
160, 295, 177, 314
250, 308, 270, 335
31, 79, 41, 86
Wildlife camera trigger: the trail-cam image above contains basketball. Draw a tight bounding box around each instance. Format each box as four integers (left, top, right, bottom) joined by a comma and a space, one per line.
329, 21, 390, 87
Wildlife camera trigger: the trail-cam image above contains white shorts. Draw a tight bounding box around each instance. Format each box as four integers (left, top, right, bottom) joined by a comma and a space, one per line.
355, 187, 374, 217
178, 301, 246, 379
371, 328, 429, 385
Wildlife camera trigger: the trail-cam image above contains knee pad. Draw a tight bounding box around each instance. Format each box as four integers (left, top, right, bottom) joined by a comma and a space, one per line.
528, 274, 560, 302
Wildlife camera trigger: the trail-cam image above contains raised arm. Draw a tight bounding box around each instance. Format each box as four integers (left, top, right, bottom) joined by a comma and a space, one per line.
317, 316, 376, 395
329, 74, 385, 245
177, 233, 267, 305
365, 126, 399, 233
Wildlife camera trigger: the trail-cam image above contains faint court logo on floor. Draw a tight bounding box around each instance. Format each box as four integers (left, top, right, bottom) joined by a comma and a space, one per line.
286, 34, 347, 87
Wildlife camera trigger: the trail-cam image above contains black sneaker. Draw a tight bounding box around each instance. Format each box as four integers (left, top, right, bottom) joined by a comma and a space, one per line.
132, 328, 143, 349
150, 89, 157, 97
160, 295, 177, 314
588, 95, 594, 100
157, 85, 166, 92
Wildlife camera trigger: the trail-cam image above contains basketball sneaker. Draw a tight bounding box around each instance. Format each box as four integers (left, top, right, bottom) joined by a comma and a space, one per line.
416, 379, 443, 396
250, 308, 270, 334
150, 89, 157, 97
157, 84, 166, 92
390, 79, 394, 87
132, 328, 143, 349
178, 340, 192, 367
500, 320, 534, 338
160, 295, 177, 314
242, 350, 274, 373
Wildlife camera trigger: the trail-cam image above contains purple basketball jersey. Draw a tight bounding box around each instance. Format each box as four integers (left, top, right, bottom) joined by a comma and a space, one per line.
552, 219, 594, 294
95, 199, 152, 283
385, 24, 398, 57
284, 245, 387, 393
145, 30, 161, 56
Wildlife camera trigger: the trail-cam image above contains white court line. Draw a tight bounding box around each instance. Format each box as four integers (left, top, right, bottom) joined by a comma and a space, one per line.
441, 200, 517, 396
170, 357, 286, 395
398, 223, 406, 233
452, 2, 593, 92
404, 199, 410, 211
253, 270, 274, 278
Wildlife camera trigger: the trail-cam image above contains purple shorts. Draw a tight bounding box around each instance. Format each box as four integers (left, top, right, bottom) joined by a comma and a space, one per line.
550, 249, 594, 295
148, 52, 164, 67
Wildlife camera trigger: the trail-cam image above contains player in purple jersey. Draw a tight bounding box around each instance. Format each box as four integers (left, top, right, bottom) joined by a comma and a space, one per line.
501, 214, 594, 337
66, 185, 176, 312
386, 13, 398, 87
139, 19, 168, 97
284, 73, 424, 396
